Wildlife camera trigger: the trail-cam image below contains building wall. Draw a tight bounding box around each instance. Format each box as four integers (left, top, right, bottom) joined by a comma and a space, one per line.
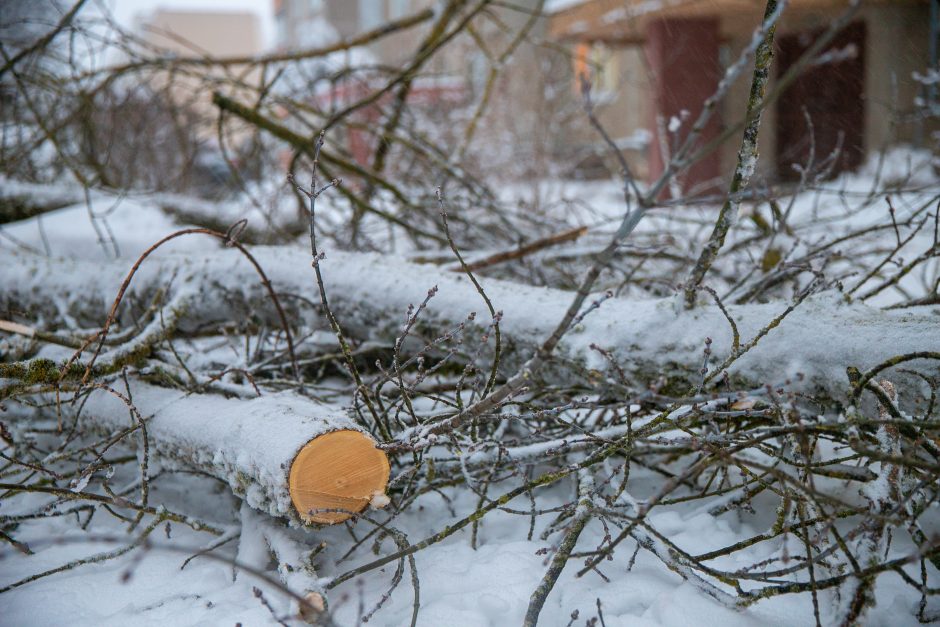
140, 10, 261, 57
864, 4, 932, 153
549, 0, 935, 186
273, 0, 326, 50
646, 17, 723, 196
543, 43, 653, 180
718, 3, 932, 180
274, 0, 437, 65
135, 10, 263, 142
270, 0, 562, 182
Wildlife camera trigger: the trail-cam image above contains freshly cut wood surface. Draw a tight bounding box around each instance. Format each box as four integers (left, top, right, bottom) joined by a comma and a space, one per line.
289, 430, 390, 524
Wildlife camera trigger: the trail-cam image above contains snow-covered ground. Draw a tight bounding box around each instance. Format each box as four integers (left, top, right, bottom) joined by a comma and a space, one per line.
1, 455, 927, 626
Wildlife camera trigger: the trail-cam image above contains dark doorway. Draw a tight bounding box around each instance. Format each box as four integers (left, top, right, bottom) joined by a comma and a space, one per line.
775, 21, 866, 181
645, 17, 722, 198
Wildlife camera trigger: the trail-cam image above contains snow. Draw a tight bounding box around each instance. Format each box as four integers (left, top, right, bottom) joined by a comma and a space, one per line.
0, 181, 308, 261
2, 451, 929, 626
1, 525, 275, 626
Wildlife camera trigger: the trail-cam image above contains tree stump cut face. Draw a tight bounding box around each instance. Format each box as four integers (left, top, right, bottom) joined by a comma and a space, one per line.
289, 430, 390, 524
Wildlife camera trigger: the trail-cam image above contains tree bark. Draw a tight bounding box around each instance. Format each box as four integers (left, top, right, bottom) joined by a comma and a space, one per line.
2, 246, 937, 406
72, 380, 389, 525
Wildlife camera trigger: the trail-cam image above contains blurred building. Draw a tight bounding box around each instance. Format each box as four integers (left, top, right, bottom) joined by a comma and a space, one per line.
548, 0, 939, 193
134, 9, 262, 133
138, 9, 262, 58
132, 9, 264, 190
272, 0, 447, 166
273, 0, 429, 61
271, 0, 474, 89
270, 0, 555, 176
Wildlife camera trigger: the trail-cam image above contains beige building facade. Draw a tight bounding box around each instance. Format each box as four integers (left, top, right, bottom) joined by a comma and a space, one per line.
548, 0, 938, 190
270, 0, 561, 180
138, 9, 262, 58
134, 9, 263, 141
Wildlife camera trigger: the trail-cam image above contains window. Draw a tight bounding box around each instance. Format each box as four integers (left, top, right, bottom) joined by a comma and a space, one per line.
573, 41, 619, 96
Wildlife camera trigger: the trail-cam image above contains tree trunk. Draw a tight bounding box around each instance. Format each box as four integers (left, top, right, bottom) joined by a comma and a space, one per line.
78, 380, 389, 525
2, 246, 937, 406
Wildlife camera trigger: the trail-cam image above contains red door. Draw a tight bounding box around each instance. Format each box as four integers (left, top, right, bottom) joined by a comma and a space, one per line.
645, 17, 722, 198
775, 22, 866, 180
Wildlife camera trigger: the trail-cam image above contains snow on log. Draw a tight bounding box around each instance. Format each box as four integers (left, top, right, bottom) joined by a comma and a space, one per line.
1, 245, 938, 404
81, 381, 390, 525
0, 178, 84, 223
0, 178, 296, 239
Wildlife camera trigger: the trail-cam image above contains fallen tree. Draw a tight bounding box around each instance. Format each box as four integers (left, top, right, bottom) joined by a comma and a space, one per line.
8, 379, 390, 526
0, 177, 84, 223
0, 178, 301, 242
2, 243, 937, 407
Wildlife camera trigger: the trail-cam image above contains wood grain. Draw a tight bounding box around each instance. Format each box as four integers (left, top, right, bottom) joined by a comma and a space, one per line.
289, 430, 390, 524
